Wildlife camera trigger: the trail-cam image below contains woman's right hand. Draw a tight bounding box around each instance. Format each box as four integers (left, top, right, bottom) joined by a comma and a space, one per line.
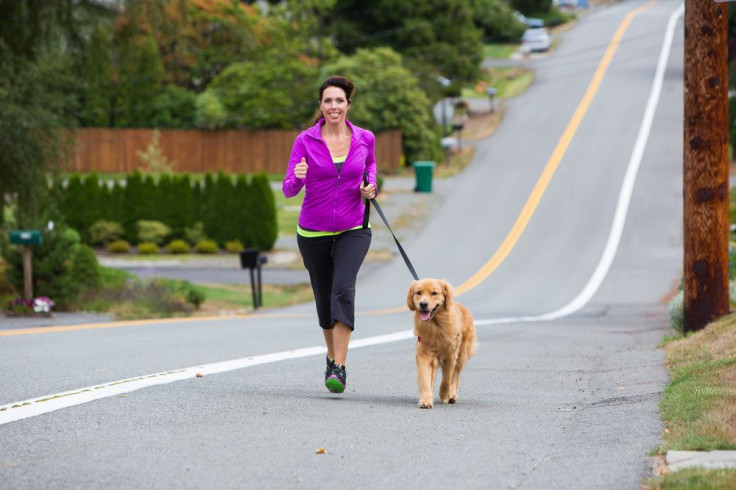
294, 157, 308, 179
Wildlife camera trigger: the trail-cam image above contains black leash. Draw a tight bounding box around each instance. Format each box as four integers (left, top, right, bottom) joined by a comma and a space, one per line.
363, 172, 419, 281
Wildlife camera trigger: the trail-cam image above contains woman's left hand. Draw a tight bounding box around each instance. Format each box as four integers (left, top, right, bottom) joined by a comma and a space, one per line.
360, 182, 376, 200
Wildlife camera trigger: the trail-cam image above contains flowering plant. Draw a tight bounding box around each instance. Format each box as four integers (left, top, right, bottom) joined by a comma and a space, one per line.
5, 297, 55, 315
32, 296, 55, 313
6, 298, 34, 314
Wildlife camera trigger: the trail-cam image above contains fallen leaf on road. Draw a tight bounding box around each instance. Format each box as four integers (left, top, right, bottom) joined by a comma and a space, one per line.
196, 372, 204, 377
315, 448, 326, 454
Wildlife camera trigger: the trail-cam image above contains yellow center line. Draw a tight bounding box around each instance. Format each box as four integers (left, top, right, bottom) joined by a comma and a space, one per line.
0, 312, 311, 337
1, 1, 655, 337
454, 0, 656, 296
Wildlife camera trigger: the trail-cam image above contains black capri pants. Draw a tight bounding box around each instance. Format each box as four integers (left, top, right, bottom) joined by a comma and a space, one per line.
297, 228, 372, 331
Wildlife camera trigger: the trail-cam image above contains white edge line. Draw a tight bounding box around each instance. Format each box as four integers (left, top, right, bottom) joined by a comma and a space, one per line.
476, 2, 684, 325
0, 330, 415, 425
0, 5, 683, 425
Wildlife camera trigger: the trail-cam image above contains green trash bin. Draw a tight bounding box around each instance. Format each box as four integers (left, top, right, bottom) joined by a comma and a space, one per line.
413, 161, 435, 193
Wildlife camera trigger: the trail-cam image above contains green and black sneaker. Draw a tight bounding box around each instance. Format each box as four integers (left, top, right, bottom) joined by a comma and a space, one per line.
325, 364, 347, 393
324, 356, 335, 383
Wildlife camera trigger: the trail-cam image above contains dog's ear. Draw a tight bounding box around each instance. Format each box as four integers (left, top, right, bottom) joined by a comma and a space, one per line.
407, 281, 417, 311
441, 280, 453, 308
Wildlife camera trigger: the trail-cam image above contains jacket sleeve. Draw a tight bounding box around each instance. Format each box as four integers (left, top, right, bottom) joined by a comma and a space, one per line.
366, 131, 378, 196
282, 134, 306, 198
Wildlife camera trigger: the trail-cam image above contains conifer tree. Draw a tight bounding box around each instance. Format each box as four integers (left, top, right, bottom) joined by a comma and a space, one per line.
234, 174, 253, 247
78, 172, 102, 242
173, 174, 197, 237
250, 173, 278, 250
61, 174, 85, 235
122, 171, 145, 242
202, 172, 237, 245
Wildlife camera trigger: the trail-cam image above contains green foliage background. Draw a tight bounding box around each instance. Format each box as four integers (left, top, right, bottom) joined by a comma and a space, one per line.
57, 171, 278, 251
1, 0, 552, 237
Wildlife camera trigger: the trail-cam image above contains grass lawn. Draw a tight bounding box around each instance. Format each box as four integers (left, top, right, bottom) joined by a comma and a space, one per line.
646, 468, 736, 490
462, 67, 534, 100
196, 282, 313, 313
71, 266, 313, 320
644, 313, 736, 488
483, 43, 518, 59
274, 190, 302, 238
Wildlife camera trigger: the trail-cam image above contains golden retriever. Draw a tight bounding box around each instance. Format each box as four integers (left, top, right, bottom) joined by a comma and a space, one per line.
407, 278, 476, 409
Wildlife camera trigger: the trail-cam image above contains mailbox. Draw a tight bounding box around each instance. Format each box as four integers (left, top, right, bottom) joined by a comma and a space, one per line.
10, 230, 42, 246
239, 248, 267, 269
239, 248, 267, 309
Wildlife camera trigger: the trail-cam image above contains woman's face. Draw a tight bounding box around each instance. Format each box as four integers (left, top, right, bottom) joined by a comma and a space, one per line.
320, 86, 350, 124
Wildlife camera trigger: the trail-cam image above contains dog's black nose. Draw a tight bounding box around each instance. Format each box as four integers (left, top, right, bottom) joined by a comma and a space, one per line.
419, 301, 428, 310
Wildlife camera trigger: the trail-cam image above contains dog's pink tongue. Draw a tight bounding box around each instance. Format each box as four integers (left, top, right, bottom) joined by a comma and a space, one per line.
420, 311, 431, 321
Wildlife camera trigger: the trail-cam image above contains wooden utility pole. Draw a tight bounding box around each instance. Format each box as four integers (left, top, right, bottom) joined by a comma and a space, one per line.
683, 0, 729, 333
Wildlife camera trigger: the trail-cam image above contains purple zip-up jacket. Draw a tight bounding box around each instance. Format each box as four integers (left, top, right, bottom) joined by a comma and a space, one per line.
282, 118, 378, 232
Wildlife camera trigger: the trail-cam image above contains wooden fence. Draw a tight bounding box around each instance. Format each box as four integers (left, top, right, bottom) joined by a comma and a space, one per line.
66, 128, 403, 174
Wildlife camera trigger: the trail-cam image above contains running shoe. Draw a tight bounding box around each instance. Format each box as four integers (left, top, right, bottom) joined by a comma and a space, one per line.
325, 364, 347, 393
325, 356, 335, 382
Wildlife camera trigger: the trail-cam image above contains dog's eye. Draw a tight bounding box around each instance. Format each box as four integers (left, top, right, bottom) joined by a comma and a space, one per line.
431, 291, 438, 296
415, 290, 421, 295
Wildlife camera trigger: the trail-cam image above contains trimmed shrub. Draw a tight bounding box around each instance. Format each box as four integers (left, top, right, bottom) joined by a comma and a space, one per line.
122, 172, 158, 243
249, 173, 278, 250
201, 172, 238, 246
107, 240, 132, 254
185, 222, 206, 246
89, 220, 124, 246
158, 174, 197, 239
136, 220, 171, 245
195, 239, 218, 254
225, 240, 244, 253
137, 242, 159, 255
69, 245, 102, 293
108, 182, 125, 225
60, 174, 84, 235
1, 227, 81, 308
166, 239, 190, 254
233, 174, 253, 247
181, 281, 205, 309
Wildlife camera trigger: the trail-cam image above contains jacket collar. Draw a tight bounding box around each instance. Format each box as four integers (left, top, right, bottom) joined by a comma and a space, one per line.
306, 118, 363, 144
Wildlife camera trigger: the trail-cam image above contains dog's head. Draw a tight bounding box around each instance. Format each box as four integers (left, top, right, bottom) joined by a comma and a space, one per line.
407, 278, 453, 322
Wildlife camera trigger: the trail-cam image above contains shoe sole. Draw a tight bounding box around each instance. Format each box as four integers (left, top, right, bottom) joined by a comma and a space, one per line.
325, 376, 345, 393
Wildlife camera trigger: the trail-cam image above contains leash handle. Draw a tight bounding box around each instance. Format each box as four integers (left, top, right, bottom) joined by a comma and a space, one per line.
363, 170, 419, 281
362, 171, 370, 229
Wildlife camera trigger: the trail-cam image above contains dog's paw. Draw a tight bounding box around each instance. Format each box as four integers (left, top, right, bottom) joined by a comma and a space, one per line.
418, 400, 433, 409
448, 396, 457, 404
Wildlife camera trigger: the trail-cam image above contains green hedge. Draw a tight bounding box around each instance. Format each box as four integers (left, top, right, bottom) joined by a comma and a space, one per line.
60, 171, 278, 251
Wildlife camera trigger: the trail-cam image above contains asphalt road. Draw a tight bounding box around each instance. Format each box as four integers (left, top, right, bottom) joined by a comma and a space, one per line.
0, 1, 685, 488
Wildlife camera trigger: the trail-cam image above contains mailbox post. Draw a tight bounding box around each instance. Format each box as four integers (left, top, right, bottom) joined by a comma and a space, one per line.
452, 123, 464, 151
9, 230, 43, 300
486, 87, 498, 113
239, 248, 267, 309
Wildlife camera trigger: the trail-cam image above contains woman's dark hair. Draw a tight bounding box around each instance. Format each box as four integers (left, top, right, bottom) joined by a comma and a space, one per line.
319, 75, 355, 103
310, 75, 355, 124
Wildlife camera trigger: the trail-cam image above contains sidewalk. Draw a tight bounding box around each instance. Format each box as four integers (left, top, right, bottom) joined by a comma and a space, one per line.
0, 311, 115, 330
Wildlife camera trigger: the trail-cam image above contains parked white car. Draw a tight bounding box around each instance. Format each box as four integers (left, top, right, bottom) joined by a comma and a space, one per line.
521, 28, 551, 53
513, 10, 544, 28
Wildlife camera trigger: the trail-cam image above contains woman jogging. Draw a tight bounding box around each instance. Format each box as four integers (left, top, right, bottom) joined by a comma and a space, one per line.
282, 75, 378, 394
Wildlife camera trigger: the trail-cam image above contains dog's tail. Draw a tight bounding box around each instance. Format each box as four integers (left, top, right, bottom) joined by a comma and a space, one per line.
466, 330, 478, 359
